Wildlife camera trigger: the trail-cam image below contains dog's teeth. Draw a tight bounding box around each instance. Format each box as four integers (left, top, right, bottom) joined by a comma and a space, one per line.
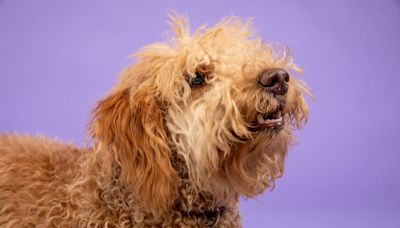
256, 113, 285, 128
262, 116, 283, 125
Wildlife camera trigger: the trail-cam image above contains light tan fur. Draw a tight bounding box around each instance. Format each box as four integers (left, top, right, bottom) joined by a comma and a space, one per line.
0, 14, 310, 227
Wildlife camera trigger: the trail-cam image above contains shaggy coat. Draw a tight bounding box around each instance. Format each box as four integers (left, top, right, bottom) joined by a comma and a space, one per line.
0, 14, 310, 227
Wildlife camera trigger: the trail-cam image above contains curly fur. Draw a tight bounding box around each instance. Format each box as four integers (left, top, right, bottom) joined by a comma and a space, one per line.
0, 14, 310, 227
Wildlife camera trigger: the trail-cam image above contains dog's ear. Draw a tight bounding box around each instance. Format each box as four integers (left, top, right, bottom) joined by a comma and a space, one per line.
90, 84, 177, 216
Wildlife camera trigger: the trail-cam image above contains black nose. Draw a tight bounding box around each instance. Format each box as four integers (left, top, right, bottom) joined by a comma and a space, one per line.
258, 68, 290, 95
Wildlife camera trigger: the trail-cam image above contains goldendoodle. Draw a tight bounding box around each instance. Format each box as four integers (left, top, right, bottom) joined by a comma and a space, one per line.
0, 14, 311, 227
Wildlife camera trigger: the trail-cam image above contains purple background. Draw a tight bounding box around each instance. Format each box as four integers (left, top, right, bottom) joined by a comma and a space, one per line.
1, 0, 399, 227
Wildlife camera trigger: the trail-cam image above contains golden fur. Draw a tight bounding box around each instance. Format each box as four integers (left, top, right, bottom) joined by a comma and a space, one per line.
0, 14, 310, 227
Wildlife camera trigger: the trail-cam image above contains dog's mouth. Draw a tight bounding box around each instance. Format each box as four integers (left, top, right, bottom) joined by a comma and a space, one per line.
251, 108, 288, 132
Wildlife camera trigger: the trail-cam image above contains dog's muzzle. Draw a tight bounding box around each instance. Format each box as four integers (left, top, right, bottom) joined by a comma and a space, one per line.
250, 68, 290, 132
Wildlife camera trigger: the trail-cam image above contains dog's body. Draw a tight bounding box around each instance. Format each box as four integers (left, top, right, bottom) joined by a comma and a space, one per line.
0, 135, 241, 227
0, 15, 310, 227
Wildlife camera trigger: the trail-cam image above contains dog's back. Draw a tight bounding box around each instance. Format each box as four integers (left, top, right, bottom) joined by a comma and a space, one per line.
0, 135, 83, 227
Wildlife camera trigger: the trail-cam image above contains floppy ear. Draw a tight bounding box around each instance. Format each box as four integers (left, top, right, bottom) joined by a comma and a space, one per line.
90, 84, 177, 216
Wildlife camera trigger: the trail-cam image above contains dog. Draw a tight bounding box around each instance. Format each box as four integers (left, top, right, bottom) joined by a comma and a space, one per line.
0, 14, 310, 227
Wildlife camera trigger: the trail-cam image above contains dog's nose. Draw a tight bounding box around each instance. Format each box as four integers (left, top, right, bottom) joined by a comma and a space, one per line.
258, 68, 290, 95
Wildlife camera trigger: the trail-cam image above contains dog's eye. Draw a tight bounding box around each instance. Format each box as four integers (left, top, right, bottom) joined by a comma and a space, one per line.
188, 72, 206, 88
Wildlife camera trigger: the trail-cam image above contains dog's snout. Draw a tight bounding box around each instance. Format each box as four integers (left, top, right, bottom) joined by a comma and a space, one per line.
258, 68, 290, 95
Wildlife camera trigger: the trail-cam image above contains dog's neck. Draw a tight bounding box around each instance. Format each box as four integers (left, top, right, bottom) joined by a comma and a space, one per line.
170, 151, 228, 226
78, 148, 234, 226
171, 151, 225, 207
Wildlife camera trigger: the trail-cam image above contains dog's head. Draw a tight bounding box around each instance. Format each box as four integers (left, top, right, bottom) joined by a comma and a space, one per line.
89, 14, 311, 215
